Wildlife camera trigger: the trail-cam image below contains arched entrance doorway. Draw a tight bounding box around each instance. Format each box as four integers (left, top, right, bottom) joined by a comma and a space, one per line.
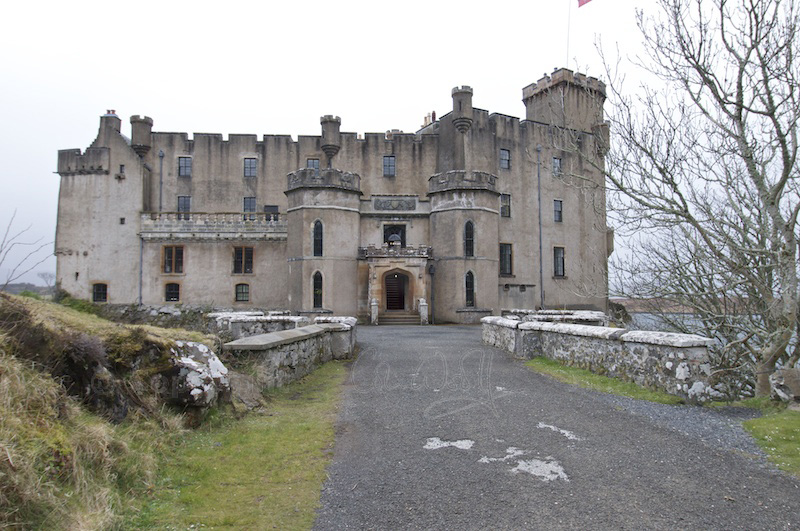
384, 271, 409, 310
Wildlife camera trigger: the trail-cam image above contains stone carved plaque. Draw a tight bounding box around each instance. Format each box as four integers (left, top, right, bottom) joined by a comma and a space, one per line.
373, 198, 416, 211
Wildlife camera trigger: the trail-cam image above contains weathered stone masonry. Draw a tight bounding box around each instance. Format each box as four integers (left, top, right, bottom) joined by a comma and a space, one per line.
482, 316, 715, 402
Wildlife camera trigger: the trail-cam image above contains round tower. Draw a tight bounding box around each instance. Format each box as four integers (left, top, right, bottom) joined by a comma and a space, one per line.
320, 115, 341, 168
428, 170, 500, 323
130, 115, 154, 157
285, 167, 362, 315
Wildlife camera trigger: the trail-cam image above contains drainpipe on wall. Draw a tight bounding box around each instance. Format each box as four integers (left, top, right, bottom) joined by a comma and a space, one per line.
536, 144, 545, 310
428, 262, 435, 325
138, 237, 143, 306
158, 149, 164, 212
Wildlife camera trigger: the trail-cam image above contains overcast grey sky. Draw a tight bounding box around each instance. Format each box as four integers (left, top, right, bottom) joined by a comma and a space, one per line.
0, 0, 643, 285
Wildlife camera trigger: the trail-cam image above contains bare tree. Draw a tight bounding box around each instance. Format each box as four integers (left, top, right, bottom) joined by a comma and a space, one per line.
602, 0, 799, 396
0, 210, 53, 291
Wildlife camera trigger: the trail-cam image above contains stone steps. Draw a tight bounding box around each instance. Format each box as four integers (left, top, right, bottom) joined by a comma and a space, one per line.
378, 312, 420, 325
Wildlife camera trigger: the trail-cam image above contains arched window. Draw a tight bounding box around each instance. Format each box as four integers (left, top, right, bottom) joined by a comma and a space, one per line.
235, 283, 250, 302
165, 283, 180, 302
313, 221, 323, 257
313, 272, 323, 308
465, 271, 475, 307
464, 221, 474, 257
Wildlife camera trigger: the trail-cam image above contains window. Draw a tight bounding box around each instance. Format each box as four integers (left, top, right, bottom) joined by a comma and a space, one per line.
383, 155, 396, 177
163, 246, 184, 274
307, 158, 320, 177
552, 157, 562, 177
500, 243, 513, 276
554, 200, 563, 222
119, 164, 125, 174
178, 157, 192, 177
119, 217, 126, 225
500, 194, 511, 217
500, 149, 511, 169
554, 247, 565, 278
165, 283, 180, 302
465, 271, 475, 307
313, 272, 323, 308
92, 283, 107, 303
464, 221, 474, 257
235, 283, 250, 302
313, 221, 323, 257
243, 196, 256, 220
264, 204, 280, 221
177, 196, 191, 220
383, 225, 406, 247
233, 246, 254, 274
244, 158, 257, 177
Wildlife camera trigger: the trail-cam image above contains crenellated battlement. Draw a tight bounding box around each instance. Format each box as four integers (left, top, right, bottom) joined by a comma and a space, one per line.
522, 68, 606, 101
57, 147, 110, 176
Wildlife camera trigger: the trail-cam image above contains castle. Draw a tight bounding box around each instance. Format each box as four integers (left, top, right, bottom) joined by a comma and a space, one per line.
55, 68, 612, 324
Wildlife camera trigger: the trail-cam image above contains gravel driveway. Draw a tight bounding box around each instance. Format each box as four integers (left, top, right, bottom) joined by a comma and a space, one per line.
314, 325, 800, 530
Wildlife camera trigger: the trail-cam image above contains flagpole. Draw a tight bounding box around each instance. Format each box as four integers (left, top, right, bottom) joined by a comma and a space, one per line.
566, 0, 572, 68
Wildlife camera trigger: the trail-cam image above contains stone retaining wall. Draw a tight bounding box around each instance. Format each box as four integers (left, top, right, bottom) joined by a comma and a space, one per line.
208, 312, 310, 339
482, 316, 716, 402
222, 323, 355, 389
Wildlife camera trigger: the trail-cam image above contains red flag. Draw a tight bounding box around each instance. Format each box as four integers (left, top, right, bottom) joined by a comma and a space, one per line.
578, 0, 592, 6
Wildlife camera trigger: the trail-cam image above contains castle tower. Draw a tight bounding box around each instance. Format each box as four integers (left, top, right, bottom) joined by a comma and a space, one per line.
285, 167, 362, 315
130, 115, 153, 157
522, 68, 606, 133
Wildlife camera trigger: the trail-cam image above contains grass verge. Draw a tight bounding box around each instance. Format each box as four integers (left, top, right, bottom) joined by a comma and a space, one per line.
724, 399, 800, 478
133, 361, 348, 529
525, 356, 684, 405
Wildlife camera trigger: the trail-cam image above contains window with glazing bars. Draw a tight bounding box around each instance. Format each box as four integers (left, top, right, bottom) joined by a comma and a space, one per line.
500, 194, 511, 217
243, 197, 256, 220
313, 272, 323, 308
177, 196, 191, 220
178, 157, 192, 177
235, 283, 250, 302
499, 149, 511, 169
165, 283, 180, 301
244, 158, 257, 177
554, 247, 565, 277
465, 271, 475, 307
552, 157, 562, 177
554, 200, 563, 222
464, 221, 474, 257
307, 158, 320, 176
92, 283, 107, 302
163, 246, 184, 274
313, 221, 323, 257
383, 156, 396, 177
233, 247, 254, 274
499, 244, 513, 275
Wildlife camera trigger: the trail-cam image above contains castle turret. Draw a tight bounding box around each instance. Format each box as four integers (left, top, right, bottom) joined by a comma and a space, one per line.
451, 86, 473, 134
130, 115, 153, 157
320, 115, 341, 168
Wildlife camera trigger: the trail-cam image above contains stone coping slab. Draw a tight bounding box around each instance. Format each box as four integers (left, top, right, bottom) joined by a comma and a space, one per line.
620, 330, 714, 348
223, 324, 331, 351
315, 316, 357, 329
480, 316, 520, 328
518, 321, 625, 339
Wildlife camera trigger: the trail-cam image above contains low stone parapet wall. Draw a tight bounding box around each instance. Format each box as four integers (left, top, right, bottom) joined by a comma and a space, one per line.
482, 317, 715, 402
208, 312, 310, 339
222, 323, 355, 389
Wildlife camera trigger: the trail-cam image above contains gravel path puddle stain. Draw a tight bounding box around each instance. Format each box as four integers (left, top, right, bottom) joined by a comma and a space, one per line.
423, 437, 475, 450
536, 422, 581, 441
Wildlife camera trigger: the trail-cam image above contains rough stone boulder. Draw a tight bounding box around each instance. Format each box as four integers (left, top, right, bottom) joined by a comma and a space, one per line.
160, 341, 230, 408
770, 368, 800, 402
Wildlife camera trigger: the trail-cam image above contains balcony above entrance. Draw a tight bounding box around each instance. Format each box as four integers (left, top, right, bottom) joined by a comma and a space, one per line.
358, 244, 432, 259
